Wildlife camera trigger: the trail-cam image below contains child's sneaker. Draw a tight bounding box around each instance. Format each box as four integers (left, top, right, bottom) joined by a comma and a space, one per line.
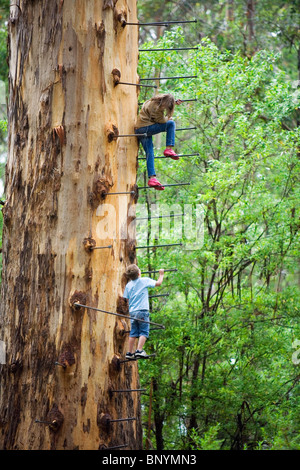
125, 352, 135, 360
148, 177, 165, 190
163, 148, 179, 160
135, 349, 149, 359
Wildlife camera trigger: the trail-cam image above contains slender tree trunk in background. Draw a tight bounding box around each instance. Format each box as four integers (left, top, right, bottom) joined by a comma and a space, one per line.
246, 0, 256, 57
146, 378, 153, 450
152, 377, 164, 450
0, 0, 141, 450
297, 46, 300, 128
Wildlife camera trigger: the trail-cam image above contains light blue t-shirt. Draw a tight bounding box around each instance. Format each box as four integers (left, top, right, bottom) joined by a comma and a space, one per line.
123, 277, 156, 313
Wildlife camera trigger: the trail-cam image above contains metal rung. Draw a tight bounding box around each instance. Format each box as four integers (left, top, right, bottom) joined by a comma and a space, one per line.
119, 353, 156, 364
138, 99, 197, 105
149, 293, 169, 298
136, 242, 182, 249
54, 362, 67, 369
117, 81, 157, 88
90, 245, 113, 250
108, 417, 136, 423
136, 213, 182, 220
100, 444, 129, 450
103, 191, 136, 195
141, 268, 177, 274
73, 303, 165, 329
137, 127, 196, 133
138, 153, 199, 160
115, 133, 147, 138
121, 328, 162, 334
124, 20, 197, 26
109, 389, 146, 393
35, 419, 53, 425
140, 75, 197, 81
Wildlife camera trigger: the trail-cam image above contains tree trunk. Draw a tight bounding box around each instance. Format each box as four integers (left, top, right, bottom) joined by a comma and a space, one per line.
187, 355, 200, 447
0, 0, 141, 450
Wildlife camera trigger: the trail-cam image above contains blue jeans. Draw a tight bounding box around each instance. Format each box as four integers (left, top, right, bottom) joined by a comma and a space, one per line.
135, 120, 176, 177
129, 310, 150, 338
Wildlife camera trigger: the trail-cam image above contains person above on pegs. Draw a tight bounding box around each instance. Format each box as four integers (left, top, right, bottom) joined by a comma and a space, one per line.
135, 93, 182, 190
123, 264, 164, 360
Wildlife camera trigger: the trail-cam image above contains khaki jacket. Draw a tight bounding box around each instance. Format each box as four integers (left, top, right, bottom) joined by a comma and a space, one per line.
136, 99, 168, 128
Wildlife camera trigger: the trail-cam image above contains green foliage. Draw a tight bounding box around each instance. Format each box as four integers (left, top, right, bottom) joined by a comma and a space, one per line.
190, 424, 223, 450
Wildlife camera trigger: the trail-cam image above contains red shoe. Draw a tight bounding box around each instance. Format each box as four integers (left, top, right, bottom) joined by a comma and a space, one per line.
163, 148, 179, 160
148, 177, 165, 190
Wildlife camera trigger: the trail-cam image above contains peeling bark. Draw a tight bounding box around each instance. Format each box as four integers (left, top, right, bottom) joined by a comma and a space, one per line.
0, 0, 141, 450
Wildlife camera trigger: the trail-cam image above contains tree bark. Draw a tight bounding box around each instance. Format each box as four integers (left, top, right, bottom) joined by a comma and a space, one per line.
0, 0, 141, 450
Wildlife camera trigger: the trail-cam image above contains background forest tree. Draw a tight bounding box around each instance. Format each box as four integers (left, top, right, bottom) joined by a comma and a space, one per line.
0, 0, 141, 450
0, 0, 299, 451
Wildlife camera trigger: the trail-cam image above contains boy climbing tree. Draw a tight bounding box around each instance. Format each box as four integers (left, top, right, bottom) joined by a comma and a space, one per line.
123, 264, 164, 359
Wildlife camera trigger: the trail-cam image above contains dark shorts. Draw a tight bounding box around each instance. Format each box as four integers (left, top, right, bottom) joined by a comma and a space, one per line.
129, 310, 150, 338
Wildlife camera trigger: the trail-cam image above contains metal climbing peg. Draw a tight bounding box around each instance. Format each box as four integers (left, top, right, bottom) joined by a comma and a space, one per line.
72, 302, 165, 330
99, 444, 129, 450
136, 213, 182, 220
139, 46, 198, 52
149, 293, 170, 298
109, 388, 146, 394
107, 417, 137, 423
54, 361, 67, 369
114, 133, 147, 138
103, 191, 136, 196
35, 419, 53, 425
117, 81, 157, 88
89, 245, 113, 250
138, 153, 199, 160
177, 127, 197, 131
141, 268, 177, 274
124, 19, 198, 26
140, 75, 197, 81
135, 242, 182, 249
119, 353, 156, 364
